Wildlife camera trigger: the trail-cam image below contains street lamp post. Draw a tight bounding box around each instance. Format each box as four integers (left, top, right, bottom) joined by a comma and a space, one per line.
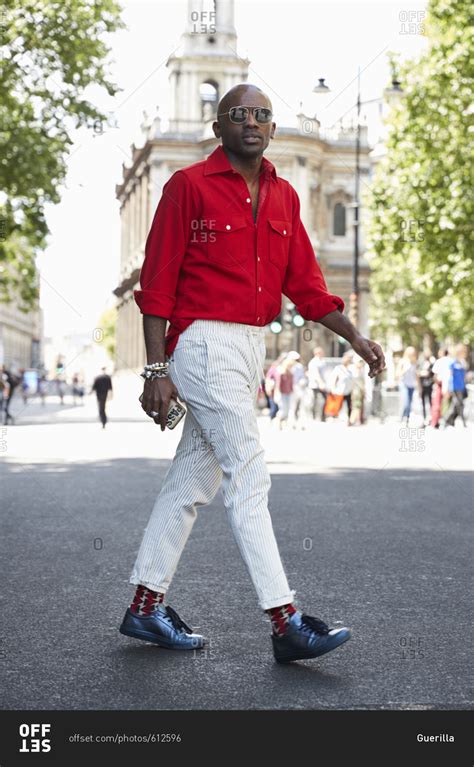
352, 66, 361, 330
313, 73, 403, 335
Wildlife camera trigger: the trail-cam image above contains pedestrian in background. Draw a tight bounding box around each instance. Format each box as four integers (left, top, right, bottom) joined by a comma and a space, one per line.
56, 375, 66, 405
418, 351, 435, 426
444, 344, 469, 428
72, 372, 85, 406
349, 358, 366, 425
327, 353, 354, 425
275, 356, 296, 429
38, 375, 48, 407
430, 347, 452, 429
0, 369, 9, 420
287, 351, 306, 428
20, 369, 29, 405
307, 346, 328, 421
2, 366, 20, 425
370, 369, 386, 423
91, 367, 113, 428
397, 346, 418, 425
264, 352, 286, 420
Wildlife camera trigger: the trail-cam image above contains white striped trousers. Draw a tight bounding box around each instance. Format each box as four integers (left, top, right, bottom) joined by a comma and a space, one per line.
129, 320, 295, 610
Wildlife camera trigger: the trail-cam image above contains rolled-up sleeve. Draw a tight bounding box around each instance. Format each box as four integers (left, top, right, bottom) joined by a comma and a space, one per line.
134, 170, 194, 318
282, 188, 345, 320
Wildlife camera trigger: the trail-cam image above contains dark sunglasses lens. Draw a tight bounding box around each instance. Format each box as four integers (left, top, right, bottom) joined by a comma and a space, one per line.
229, 107, 248, 123
255, 108, 272, 123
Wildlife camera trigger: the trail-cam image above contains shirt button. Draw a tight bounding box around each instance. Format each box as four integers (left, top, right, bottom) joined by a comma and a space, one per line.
257, 257, 260, 261
246, 197, 251, 203
257, 316, 260, 321
225, 224, 231, 230
258, 287, 262, 292
283, 229, 287, 235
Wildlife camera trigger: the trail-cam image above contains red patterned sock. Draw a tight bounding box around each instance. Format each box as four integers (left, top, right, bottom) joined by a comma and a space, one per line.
130, 585, 165, 615
266, 603, 298, 636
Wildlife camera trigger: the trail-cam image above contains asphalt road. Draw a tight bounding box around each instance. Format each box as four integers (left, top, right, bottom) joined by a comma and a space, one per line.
1, 395, 472, 710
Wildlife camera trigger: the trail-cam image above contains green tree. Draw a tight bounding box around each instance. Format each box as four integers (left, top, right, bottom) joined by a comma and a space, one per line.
365, 0, 474, 348
0, 0, 124, 307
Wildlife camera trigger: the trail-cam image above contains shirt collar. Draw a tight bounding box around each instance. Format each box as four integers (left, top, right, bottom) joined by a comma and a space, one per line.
204, 144, 277, 180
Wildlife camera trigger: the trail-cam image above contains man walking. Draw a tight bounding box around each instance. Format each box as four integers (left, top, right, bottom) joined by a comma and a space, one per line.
120, 84, 386, 663
91, 367, 113, 429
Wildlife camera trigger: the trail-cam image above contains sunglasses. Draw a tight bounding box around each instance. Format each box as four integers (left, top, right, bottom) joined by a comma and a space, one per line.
217, 106, 273, 124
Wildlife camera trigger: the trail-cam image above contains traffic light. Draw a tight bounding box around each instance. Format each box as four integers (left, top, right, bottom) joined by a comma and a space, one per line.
270, 315, 283, 334
285, 302, 305, 328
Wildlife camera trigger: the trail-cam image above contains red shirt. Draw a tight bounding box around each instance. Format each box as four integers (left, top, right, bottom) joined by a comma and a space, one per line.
134, 144, 344, 357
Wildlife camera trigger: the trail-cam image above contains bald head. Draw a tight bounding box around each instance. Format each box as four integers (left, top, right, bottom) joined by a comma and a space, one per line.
217, 83, 272, 116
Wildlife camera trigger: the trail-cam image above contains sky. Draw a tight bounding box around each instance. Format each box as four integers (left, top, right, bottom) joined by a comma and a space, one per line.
37, 0, 428, 340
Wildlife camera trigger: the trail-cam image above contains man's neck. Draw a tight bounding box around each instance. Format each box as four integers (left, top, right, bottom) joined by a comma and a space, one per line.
222, 146, 263, 184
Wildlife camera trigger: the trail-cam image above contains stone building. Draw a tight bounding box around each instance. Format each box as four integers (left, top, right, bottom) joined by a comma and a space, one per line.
0, 299, 42, 372
114, 0, 370, 370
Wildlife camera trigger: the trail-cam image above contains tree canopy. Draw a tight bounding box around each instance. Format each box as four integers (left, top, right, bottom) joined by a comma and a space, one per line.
0, 0, 124, 307
366, 0, 473, 348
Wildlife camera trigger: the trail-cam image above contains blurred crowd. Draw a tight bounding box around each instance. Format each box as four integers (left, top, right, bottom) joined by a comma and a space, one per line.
0, 365, 112, 426
1, 343, 471, 431
261, 343, 472, 430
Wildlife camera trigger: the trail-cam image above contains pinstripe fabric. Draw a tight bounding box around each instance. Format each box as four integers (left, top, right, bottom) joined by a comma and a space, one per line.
130, 320, 295, 610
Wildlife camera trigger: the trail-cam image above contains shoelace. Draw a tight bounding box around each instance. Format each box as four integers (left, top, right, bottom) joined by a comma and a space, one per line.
165, 605, 193, 634
301, 614, 330, 635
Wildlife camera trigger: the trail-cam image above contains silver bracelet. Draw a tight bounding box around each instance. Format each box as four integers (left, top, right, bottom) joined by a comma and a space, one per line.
140, 368, 169, 380
144, 361, 169, 371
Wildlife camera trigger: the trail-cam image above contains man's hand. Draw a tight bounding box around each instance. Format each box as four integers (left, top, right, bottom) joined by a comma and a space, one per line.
140, 375, 179, 431
351, 335, 386, 378
317, 310, 386, 378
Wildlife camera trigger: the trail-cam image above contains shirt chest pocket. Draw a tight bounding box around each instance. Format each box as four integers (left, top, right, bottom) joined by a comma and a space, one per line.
200, 216, 249, 268
268, 219, 292, 271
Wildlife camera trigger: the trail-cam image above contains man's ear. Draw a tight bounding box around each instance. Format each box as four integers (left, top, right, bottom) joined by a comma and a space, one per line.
270, 122, 276, 139
212, 120, 221, 139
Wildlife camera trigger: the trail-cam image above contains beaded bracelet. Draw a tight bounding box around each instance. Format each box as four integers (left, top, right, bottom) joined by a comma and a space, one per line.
140, 368, 169, 380
144, 361, 169, 371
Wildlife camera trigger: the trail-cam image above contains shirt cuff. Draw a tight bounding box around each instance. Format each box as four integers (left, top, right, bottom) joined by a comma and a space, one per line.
298, 294, 345, 321
133, 289, 175, 318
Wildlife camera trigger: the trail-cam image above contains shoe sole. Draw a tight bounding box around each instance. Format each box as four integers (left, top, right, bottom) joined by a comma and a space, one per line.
274, 630, 351, 664
119, 624, 205, 650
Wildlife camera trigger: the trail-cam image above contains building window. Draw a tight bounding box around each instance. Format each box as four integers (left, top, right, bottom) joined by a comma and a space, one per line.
200, 81, 218, 121
333, 202, 346, 236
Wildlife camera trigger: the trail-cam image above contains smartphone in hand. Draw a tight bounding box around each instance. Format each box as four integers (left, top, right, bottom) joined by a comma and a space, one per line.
139, 393, 186, 429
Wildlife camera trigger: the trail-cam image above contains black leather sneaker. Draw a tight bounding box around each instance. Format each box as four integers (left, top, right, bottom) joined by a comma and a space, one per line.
272, 610, 351, 663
